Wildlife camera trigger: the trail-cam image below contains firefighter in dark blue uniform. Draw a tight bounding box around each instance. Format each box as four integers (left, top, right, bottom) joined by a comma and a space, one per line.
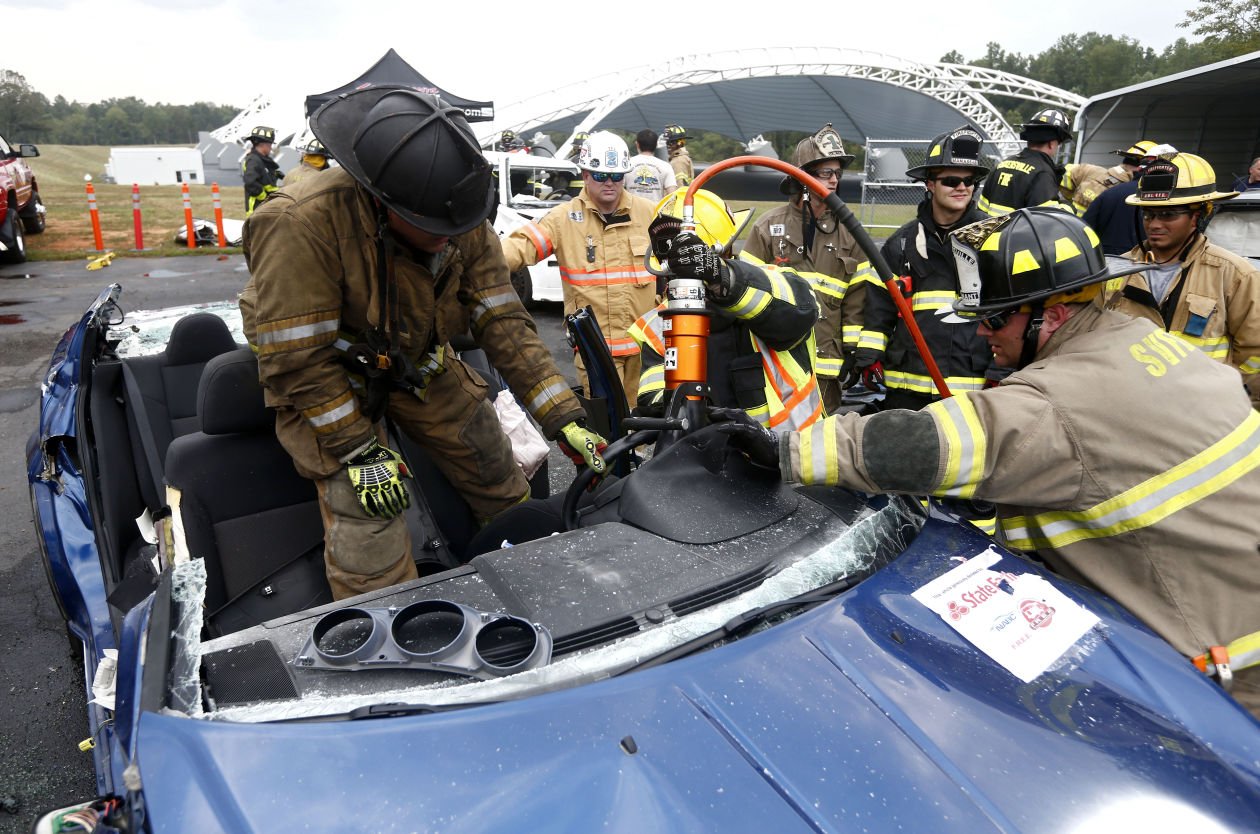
978, 109, 1073, 216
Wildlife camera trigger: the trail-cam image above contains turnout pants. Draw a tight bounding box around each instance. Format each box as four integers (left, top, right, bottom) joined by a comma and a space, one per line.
279, 358, 530, 600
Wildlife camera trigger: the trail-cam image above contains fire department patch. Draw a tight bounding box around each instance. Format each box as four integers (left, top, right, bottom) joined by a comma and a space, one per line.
770, 224, 786, 237
569, 211, 584, 222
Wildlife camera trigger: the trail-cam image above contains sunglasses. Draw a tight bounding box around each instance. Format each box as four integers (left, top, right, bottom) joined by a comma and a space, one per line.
811, 167, 844, 180
977, 310, 1012, 331
588, 171, 625, 183
932, 175, 980, 188
1141, 208, 1193, 222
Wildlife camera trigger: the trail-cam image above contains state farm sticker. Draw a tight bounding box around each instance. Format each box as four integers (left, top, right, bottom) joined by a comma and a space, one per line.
912, 547, 1099, 682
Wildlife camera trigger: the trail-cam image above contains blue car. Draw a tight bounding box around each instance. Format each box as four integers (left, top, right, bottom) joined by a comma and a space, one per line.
28, 284, 1260, 832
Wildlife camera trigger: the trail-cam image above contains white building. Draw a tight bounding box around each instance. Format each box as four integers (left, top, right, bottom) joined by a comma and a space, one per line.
106, 147, 206, 186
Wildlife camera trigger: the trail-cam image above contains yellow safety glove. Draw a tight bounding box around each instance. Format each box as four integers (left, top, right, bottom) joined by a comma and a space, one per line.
558, 421, 608, 475
346, 440, 411, 519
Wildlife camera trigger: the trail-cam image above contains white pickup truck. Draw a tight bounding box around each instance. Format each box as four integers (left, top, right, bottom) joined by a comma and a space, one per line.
486, 150, 579, 306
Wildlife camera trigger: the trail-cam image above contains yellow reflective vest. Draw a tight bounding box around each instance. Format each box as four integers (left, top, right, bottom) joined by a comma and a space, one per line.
628, 258, 822, 431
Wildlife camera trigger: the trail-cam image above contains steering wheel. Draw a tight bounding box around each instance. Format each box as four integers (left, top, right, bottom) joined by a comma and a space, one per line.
561, 430, 659, 532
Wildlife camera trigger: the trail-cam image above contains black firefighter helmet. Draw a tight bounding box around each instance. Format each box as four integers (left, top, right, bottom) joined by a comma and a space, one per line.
949, 207, 1148, 317
1018, 109, 1073, 144
905, 127, 991, 181
310, 88, 494, 237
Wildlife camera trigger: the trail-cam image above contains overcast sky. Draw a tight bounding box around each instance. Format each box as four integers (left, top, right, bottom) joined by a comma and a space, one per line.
7, 0, 1197, 110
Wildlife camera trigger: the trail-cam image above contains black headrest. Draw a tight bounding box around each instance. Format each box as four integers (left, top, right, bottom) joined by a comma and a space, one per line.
165, 313, 238, 366
198, 349, 271, 435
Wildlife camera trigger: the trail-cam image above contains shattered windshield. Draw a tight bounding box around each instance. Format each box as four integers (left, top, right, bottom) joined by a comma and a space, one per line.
109, 300, 244, 358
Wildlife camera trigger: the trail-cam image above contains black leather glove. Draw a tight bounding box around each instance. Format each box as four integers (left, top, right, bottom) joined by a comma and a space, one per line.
839, 349, 857, 388
670, 232, 732, 298
648, 213, 683, 261
711, 408, 781, 476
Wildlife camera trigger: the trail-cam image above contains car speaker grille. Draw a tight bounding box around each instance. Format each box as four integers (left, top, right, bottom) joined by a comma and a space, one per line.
203, 640, 299, 706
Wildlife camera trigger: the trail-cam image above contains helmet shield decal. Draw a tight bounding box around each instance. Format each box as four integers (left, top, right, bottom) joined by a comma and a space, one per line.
1137, 161, 1177, 200
946, 130, 983, 167
813, 125, 847, 159
952, 232, 983, 312
950, 214, 1013, 315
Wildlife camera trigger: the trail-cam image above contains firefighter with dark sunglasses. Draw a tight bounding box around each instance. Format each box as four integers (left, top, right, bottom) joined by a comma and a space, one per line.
853, 127, 996, 412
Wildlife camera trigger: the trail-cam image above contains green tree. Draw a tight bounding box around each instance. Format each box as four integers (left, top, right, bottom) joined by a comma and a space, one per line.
1028, 33, 1157, 97
0, 68, 239, 144
1179, 0, 1260, 51
0, 70, 51, 140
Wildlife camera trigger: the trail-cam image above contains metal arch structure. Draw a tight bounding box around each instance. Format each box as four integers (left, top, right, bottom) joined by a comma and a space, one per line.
483, 47, 1085, 159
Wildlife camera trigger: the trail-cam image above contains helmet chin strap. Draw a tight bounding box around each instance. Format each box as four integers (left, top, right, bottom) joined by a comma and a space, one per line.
1017, 302, 1044, 368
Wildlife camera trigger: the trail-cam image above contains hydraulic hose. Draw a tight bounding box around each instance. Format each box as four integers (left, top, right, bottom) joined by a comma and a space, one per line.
686, 156, 952, 400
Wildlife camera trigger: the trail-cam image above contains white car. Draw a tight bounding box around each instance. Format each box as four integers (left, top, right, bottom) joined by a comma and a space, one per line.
1209, 189, 1260, 266
486, 150, 578, 306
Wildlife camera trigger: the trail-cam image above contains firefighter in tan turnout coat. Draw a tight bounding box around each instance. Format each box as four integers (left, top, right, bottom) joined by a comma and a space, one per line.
241, 89, 606, 599
502, 130, 657, 405
719, 207, 1260, 720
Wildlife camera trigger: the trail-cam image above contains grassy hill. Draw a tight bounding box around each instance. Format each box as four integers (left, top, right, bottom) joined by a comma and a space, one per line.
26, 144, 245, 260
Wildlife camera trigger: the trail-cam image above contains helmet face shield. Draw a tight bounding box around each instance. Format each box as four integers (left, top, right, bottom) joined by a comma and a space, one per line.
949, 214, 1006, 315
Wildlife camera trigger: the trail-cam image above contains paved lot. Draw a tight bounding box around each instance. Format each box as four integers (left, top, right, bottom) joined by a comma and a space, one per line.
0, 253, 572, 831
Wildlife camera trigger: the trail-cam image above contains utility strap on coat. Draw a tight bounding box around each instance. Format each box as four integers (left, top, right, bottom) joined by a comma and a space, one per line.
1193, 631, 1260, 691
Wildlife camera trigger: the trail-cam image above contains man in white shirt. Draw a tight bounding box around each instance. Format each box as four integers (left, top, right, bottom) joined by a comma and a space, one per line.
624, 129, 677, 204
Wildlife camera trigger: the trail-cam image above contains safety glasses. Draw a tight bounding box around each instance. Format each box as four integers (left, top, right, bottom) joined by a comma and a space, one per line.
977, 310, 1012, 331
811, 167, 844, 181
1141, 208, 1193, 222
589, 171, 625, 183
932, 175, 981, 188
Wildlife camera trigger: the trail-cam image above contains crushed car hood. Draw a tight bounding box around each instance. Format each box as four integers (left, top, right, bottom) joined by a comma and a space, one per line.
135, 525, 1260, 833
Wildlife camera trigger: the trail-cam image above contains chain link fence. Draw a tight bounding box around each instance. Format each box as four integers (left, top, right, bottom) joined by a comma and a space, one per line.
859, 139, 1004, 236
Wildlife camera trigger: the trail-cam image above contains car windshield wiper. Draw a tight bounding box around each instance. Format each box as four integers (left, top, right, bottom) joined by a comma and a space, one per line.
617, 574, 858, 676
274, 700, 499, 724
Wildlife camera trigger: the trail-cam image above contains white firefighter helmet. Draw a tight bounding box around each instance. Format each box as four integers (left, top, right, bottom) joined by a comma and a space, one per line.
577, 131, 632, 173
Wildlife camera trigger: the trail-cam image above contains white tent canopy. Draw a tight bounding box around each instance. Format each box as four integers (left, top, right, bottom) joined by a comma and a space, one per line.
208, 47, 1085, 170
482, 47, 1084, 159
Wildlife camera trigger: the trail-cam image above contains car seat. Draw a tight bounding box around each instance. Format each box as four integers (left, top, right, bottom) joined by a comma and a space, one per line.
164, 348, 331, 636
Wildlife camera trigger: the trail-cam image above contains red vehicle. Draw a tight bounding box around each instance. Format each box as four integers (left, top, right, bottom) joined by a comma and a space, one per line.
0, 130, 44, 263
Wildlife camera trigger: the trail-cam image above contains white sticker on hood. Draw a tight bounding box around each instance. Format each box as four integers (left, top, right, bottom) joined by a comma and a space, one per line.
912, 547, 1100, 682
